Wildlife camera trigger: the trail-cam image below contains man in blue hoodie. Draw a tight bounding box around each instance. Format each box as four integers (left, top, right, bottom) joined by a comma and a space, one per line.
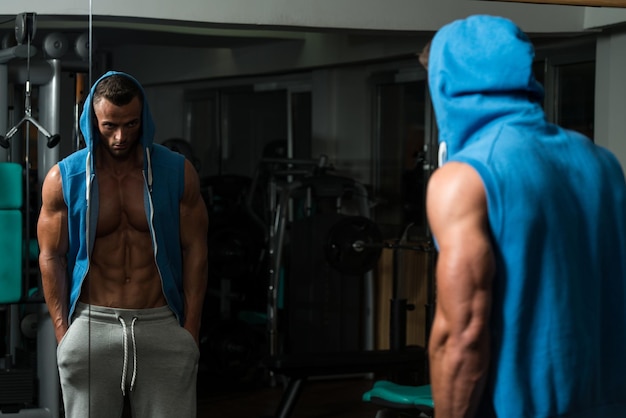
37, 72, 208, 418
423, 15, 626, 418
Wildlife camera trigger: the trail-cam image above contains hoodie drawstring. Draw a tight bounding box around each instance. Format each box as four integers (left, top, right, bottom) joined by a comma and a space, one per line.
118, 316, 138, 395
146, 147, 153, 193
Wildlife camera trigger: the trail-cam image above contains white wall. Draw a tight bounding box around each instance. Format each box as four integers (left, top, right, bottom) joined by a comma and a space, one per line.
584, 6, 626, 29
5, 0, 586, 33
594, 29, 626, 169
585, 0, 626, 182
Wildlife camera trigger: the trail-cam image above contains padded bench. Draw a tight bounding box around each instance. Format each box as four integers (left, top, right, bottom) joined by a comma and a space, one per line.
0, 162, 23, 305
362, 380, 434, 417
266, 346, 426, 418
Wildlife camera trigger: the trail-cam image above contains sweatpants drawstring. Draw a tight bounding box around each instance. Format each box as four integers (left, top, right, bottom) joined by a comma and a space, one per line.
129, 317, 138, 391
118, 316, 139, 395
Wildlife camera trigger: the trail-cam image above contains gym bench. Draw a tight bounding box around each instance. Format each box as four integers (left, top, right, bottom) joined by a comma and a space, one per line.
266, 346, 426, 418
362, 380, 434, 418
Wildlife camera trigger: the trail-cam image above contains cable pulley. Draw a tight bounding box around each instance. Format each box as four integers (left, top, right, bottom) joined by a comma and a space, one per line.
0, 12, 61, 150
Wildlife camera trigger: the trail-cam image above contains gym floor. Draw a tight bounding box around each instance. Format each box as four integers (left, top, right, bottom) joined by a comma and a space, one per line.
196, 375, 383, 418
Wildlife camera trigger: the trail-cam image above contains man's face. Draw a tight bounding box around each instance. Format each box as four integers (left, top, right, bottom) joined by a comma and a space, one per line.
93, 96, 142, 159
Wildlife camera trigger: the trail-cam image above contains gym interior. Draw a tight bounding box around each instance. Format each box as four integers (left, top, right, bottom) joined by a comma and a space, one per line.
1, 1, 626, 417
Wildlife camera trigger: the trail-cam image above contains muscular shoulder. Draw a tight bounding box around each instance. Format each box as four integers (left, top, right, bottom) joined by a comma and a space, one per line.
41, 165, 66, 209
428, 162, 486, 210
426, 162, 488, 240
182, 159, 202, 200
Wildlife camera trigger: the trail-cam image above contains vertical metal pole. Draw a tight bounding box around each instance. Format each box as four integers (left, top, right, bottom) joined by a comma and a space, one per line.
286, 91, 294, 220
9, 305, 20, 361
286, 91, 293, 160
36, 58, 61, 418
354, 182, 375, 351
37, 59, 60, 182
2, 62, 20, 400
0, 64, 8, 162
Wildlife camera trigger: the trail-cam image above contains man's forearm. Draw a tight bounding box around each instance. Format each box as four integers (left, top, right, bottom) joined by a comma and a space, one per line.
429, 327, 490, 418
182, 246, 208, 342
39, 254, 69, 343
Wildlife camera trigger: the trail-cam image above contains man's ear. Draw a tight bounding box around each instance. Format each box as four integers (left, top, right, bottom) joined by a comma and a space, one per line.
418, 40, 431, 70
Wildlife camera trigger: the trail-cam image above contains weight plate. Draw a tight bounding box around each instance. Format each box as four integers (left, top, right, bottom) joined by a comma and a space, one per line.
325, 216, 383, 276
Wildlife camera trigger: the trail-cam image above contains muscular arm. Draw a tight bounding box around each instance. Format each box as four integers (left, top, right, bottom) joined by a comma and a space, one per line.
37, 165, 70, 344
179, 160, 209, 344
426, 162, 495, 418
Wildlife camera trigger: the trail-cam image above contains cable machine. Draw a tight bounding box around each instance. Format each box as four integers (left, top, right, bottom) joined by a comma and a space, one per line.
0, 12, 89, 418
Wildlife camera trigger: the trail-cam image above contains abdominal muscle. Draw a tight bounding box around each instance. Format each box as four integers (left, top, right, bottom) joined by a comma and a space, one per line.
79, 168, 168, 310
80, 231, 168, 309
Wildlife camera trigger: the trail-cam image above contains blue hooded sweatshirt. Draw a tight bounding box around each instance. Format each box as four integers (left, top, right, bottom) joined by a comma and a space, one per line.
428, 15, 626, 418
58, 71, 187, 325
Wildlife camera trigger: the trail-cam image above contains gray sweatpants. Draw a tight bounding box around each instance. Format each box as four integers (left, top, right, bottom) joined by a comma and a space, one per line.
57, 303, 199, 418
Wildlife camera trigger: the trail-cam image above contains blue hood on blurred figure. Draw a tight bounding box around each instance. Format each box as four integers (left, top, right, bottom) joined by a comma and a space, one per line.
427, 15, 544, 165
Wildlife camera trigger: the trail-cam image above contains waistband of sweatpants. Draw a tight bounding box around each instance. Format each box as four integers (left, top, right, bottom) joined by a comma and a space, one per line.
73, 302, 175, 324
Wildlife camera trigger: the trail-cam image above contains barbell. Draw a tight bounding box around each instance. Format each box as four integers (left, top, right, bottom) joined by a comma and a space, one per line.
207, 214, 433, 280
325, 216, 433, 276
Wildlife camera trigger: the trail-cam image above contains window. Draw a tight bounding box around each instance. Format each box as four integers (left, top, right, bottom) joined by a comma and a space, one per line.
371, 73, 432, 240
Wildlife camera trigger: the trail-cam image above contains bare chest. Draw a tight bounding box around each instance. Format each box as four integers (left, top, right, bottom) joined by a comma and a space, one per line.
96, 170, 149, 236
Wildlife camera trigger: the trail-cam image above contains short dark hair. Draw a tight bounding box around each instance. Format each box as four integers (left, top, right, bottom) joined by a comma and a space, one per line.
93, 74, 142, 107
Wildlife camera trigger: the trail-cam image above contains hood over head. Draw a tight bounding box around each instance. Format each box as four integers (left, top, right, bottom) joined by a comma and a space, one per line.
427, 15, 544, 164
79, 71, 156, 185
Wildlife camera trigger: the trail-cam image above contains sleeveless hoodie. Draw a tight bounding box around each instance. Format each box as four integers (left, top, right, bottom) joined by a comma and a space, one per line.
428, 15, 626, 418
58, 71, 187, 325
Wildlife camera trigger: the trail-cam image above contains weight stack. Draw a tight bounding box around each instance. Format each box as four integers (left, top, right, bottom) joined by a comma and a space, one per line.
286, 213, 364, 354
